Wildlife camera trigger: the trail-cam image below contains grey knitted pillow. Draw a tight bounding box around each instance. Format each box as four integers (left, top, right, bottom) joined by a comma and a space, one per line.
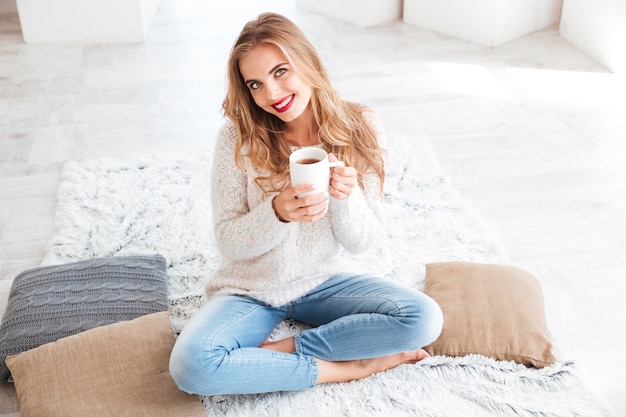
0, 254, 169, 379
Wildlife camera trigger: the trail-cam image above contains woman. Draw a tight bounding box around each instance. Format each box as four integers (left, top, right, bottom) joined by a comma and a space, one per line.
169, 12, 443, 396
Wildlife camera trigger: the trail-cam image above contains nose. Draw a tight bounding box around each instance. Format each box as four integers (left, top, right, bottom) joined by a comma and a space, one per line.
266, 79, 281, 101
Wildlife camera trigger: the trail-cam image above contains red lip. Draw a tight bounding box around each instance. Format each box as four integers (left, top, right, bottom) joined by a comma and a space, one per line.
272, 94, 294, 113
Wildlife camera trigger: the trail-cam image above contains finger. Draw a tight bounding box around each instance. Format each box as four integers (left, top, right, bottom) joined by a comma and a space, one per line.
331, 172, 357, 189
293, 192, 329, 222
301, 200, 329, 223
292, 183, 318, 198
329, 184, 349, 200
329, 187, 341, 200
274, 185, 320, 222
294, 189, 328, 206
332, 167, 357, 183
330, 177, 355, 200
331, 165, 344, 175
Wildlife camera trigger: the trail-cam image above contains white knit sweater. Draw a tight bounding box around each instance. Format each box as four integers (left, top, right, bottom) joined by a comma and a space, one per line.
205, 112, 387, 306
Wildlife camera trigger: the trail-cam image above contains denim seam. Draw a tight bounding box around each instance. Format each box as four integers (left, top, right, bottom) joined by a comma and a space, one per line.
294, 333, 304, 354
307, 355, 318, 388
327, 294, 406, 317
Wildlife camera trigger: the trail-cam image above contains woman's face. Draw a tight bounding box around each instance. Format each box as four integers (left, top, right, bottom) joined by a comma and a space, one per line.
238, 43, 312, 124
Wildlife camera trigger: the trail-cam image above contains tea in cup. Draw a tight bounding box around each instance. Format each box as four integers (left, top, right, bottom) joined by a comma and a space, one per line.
289, 148, 344, 198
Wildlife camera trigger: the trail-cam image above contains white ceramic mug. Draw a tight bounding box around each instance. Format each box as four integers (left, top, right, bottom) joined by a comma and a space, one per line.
289, 148, 345, 198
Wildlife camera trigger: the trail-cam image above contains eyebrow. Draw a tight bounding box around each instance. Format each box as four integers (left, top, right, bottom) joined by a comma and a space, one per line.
244, 62, 289, 85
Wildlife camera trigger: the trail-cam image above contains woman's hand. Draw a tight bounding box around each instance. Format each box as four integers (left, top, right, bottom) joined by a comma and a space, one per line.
328, 153, 357, 200
272, 185, 329, 223
272, 153, 355, 222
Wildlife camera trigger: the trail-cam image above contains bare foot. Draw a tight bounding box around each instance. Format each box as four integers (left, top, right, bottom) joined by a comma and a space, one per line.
317, 349, 430, 385
260, 338, 430, 385
355, 348, 430, 375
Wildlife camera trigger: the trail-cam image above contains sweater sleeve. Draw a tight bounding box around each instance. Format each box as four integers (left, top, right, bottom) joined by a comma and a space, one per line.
328, 110, 387, 254
211, 123, 292, 261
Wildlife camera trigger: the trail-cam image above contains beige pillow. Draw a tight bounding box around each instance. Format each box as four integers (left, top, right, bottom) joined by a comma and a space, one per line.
423, 262, 556, 368
6, 312, 206, 417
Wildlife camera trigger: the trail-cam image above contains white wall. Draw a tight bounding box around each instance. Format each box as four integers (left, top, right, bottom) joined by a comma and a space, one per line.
297, 0, 402, 27
538, 0, 564, 29
403, 0, 563, 47
16, 0, 160, 43
560, 0, 626, 73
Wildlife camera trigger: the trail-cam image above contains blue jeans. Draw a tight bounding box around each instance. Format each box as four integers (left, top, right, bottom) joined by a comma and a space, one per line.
169, 273, 443, 396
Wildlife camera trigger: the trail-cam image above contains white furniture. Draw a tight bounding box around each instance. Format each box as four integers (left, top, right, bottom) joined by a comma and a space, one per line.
16, 0, 160, 43
560, 0, 626, 73
296, 0, 402, 28
403, 0, 563, 47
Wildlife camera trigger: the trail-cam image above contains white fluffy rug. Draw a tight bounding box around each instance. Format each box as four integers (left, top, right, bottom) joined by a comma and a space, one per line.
42, 134, 612, 417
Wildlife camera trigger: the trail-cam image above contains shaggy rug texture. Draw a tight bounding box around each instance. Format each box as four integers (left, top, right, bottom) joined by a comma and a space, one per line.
41, 134, 612, 417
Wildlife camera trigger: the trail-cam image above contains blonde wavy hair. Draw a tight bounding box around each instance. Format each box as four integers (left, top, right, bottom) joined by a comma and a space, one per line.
222, 12, 385, 196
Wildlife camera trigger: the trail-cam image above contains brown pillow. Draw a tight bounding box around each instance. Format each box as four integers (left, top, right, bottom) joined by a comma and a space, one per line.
423, 262, 556, 368
6, 312, 206, 417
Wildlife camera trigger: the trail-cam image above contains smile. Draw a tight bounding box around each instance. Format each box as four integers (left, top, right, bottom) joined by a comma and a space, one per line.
272, 94, 294, 113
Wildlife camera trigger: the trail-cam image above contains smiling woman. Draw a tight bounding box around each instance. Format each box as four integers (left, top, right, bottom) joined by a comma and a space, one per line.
167, 12, 444, 397
239, 43, 310, 121
221, 13, 387, 198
